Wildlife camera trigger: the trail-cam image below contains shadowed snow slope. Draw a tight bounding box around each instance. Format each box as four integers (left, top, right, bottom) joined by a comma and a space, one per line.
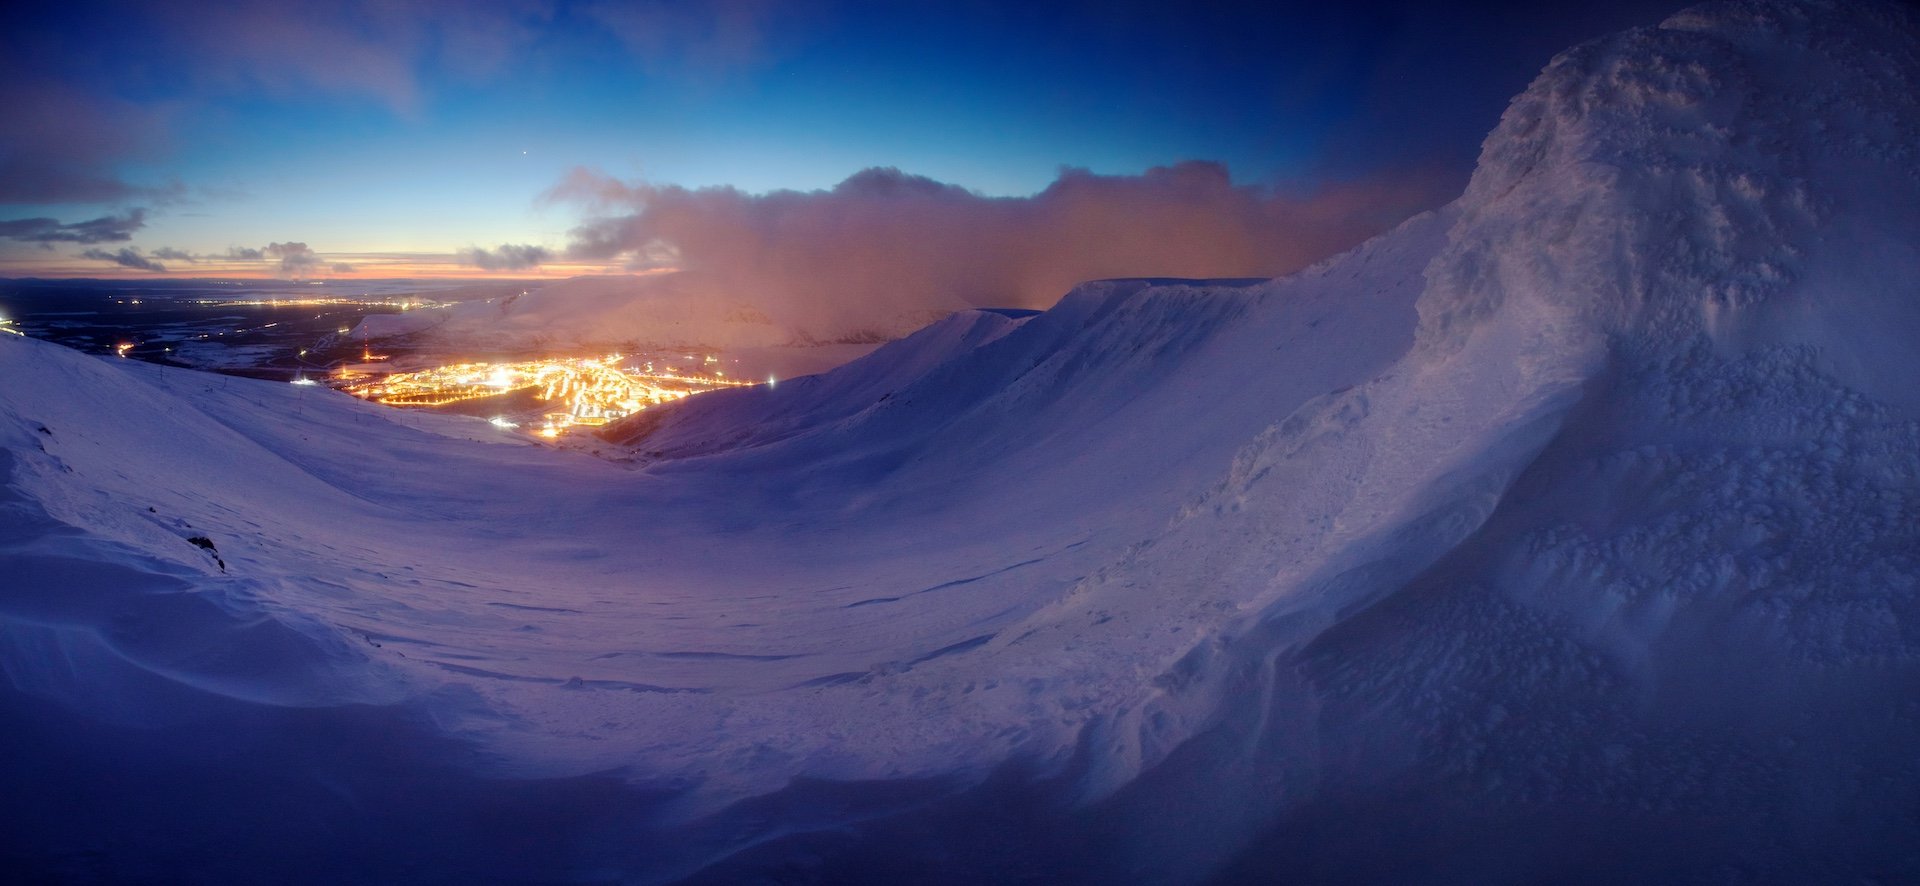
5, 1, 1920, 882
599, 306, 1038, 457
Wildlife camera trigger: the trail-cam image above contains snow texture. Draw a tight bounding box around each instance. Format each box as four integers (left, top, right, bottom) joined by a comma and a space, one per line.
4, 1, 1919, 881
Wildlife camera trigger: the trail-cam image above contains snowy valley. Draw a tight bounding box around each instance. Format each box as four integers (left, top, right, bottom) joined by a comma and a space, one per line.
4, 1, 1919, 882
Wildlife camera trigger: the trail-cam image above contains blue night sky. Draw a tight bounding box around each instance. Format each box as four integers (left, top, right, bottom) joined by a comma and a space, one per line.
0, 0, 1681, 278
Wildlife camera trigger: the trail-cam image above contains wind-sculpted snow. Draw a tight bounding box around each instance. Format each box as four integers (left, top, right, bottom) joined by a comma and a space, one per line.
5, 1, 1920, 882
1420, 0, 1920, 406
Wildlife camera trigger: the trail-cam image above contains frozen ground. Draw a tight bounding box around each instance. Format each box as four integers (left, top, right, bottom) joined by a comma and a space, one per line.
4, 1, 1920, 882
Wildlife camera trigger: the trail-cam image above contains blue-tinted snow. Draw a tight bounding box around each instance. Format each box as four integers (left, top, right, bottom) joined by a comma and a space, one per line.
4, 1, 1920, 881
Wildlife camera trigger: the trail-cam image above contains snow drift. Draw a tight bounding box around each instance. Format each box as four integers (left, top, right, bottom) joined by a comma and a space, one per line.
5, 1, 1920, 881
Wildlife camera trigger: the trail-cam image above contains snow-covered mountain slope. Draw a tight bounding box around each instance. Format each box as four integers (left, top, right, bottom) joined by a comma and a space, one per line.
601, 306, 1038, 457
5, 1, 1920, 882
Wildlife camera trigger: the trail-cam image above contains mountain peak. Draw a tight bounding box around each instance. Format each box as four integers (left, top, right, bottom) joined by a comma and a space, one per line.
1418, 0, 1920, 383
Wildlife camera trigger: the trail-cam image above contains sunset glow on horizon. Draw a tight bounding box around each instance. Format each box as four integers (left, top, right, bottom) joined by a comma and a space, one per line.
0, 1, 1684, 284
8, 3, 1920, 882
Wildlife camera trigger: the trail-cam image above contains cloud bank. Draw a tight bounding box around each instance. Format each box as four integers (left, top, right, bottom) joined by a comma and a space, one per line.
546, 162, 1449, 337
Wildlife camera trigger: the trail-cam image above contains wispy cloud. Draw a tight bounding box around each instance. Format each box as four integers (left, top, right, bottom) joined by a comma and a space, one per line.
184, 240, 356, 277
151, 246, 199, 262
0, 209, 148, 245
0, 79, 176, 206
0, 2, 559, 205
79, 246, 167, 272
579, 0, 789, 82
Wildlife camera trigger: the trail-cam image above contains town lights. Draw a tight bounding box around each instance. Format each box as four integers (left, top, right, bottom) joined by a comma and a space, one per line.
341, 356, 757, 432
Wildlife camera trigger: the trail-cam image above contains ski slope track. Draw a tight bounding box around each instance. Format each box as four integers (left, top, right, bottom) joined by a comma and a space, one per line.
5, 1, 1920, 881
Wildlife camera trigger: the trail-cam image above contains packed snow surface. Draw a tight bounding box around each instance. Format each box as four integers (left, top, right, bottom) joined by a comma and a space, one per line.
5, 1, 1920, 881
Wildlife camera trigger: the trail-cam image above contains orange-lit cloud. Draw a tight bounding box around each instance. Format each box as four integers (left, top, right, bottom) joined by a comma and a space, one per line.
545, 162, 1452, 336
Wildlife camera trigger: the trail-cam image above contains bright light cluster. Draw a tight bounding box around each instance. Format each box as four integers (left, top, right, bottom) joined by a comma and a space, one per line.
340, 354, 755, 435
